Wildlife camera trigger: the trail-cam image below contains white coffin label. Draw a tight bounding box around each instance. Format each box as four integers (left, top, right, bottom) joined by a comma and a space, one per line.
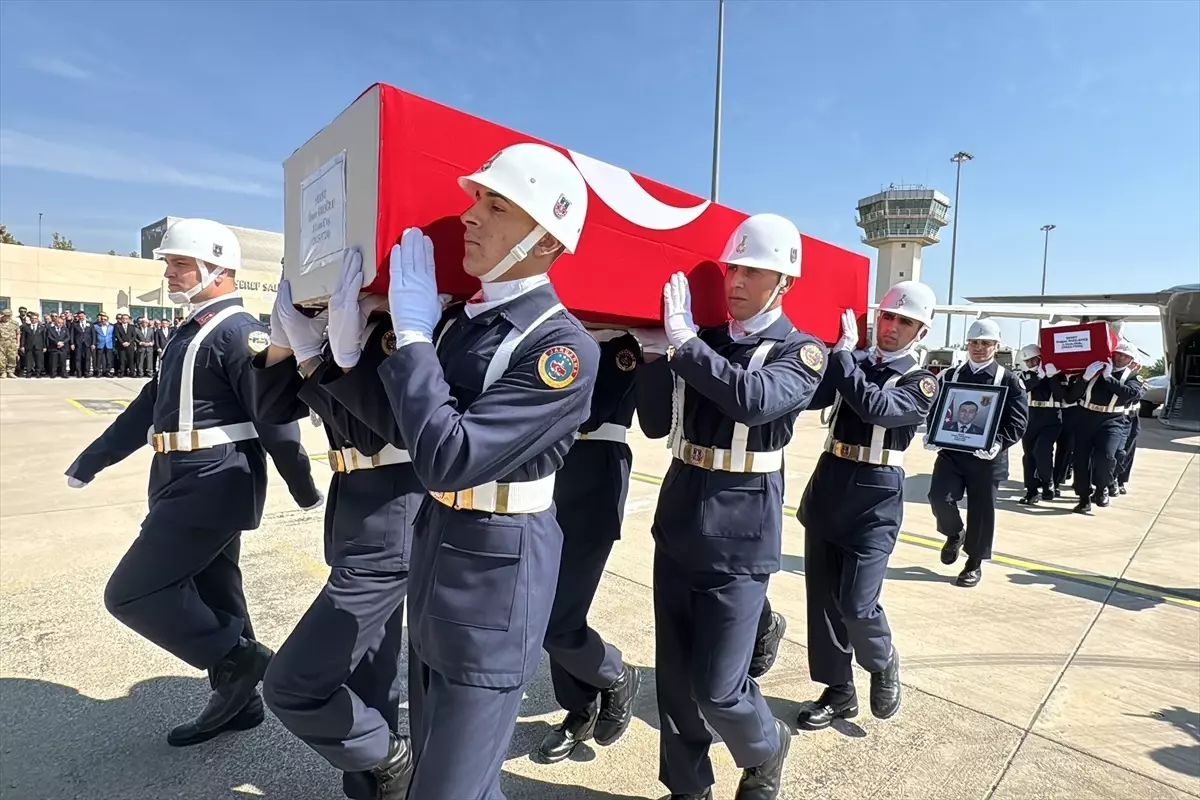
1053, 330, 1091, 353
299, 152, 347, 276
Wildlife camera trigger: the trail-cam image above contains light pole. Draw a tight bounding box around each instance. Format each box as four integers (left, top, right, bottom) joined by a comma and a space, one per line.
38, 212, 43, 248
944, 151, 974, 346
1039, 224, 1056, 329
710, 0, 725, 202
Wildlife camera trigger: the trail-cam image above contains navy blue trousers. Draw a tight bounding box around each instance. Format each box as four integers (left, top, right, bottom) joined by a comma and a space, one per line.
1072, 414, 1125, 498
103, 524, 249, 669
263, 568, 408, 791
653, 548, 779, 794
1022, 414, 1062, 492
928, 455, 999, 560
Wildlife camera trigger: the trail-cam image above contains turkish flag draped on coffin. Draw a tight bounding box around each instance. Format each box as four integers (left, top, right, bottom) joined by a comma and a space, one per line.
284, 83, 868, 343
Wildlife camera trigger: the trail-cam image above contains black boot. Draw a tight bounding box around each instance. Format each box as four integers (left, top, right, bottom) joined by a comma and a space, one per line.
537, 708, 596, 763
870, 648, 902, 719
1094, 489, 1110, 508
734, 717, 790, 799
955, 558, 982, 588
940, 535, 962, 566
594, 665, 641, 746
1018, 491, 1040, 505
796, 684, 857, 730
167, 692, 265, 747
660, 790, 713, 800
371, 733, 414, 800
1041, 487, 1055, 501
167, 637, 272, 745
749, 612, 787, 679
1073, 498, 1092, 514
1118, 483, 1128, 495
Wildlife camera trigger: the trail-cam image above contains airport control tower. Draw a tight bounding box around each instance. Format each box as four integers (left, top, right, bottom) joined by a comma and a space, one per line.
856, 185, 951, 303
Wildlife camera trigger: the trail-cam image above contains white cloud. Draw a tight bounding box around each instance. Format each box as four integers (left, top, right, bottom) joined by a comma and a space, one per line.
0, 128, 280, 197
26, 56, 92, 81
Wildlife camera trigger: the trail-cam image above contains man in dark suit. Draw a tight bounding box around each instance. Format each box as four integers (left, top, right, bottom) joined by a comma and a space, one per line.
114, 313, 135, 377
72, 311, 95, 377
45, 314, 70, 378
134, 318, 156, 377
948, 401, 986, 437
20, 312, 46, 377
153, 320, 170, 378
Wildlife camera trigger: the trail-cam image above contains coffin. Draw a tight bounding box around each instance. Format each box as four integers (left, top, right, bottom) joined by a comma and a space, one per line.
283, 83, 869, 342
1039, 321, 1119, 373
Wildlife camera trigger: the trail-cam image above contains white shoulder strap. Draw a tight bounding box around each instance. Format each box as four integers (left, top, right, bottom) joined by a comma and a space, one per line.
864, 360, 923, 463
435, 316, 458, 353
728, 340, 778, 467
178, 305, 254, 434
992, 364, 1006, 386
481, 303, 564, 392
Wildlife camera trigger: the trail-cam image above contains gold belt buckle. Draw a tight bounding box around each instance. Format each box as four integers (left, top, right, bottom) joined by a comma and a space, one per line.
685, 444, 714, 470
327, 450, 346, 473
152, 432, 166, 453
431, 488, 474, 511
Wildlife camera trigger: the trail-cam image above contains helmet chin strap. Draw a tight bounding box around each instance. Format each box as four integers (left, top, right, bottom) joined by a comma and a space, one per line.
168, 260, 224, 305
750, 274, 787, 319
870, 316, 925, 361
478, 225, 547, 284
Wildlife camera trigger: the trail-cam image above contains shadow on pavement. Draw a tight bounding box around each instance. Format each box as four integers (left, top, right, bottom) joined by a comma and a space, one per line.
1007, 569, 1199, 612
1134, 706, 1200, 779
503, 774, 650, 799
0, 675, 338, 800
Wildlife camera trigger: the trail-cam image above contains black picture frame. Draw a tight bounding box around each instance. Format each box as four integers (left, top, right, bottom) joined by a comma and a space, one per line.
928, 382, 1009, 453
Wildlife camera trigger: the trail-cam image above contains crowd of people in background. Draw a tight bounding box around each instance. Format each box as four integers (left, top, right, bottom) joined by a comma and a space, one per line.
0, 306, 183, 379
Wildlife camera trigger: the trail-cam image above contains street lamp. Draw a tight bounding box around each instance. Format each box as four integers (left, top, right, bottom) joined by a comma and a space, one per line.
710, 0, 725, 202
38, 212, 43, 248
1039, 224, 1056, 297
944, 151, 974, 346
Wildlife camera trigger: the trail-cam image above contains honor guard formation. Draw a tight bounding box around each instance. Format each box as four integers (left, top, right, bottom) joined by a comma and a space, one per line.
60, 143, 1157, 800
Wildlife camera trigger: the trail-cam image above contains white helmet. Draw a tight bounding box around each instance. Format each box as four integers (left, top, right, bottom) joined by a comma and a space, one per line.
719, 213, 802, 278
1114, 339, 1138, 359
153, 218, 241, 304
877, 280, 936, 328
967, 318, 1002, 342
459, 142, 588, 282
1019, 344, 1041, 364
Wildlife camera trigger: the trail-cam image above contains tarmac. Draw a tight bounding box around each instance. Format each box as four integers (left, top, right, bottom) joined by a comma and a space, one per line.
1, 375, 1197, 800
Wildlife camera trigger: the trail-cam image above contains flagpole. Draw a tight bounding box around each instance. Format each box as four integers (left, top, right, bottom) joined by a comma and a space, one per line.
710, 0, 725, 202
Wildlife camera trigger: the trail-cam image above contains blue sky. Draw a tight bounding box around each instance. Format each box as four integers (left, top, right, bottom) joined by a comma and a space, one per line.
1, 0, 1196, 356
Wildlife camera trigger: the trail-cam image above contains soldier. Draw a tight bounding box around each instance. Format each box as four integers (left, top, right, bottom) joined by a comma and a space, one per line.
0, 309, 19, 378
535, 328, 642, 764
1060, 339, 1145, 513
926, 319, 1029, 587
636, 213, 823, 800
64, 218, 323, 746
368, 143, 600, 799
249, 252, 418, 800
1016, 344, 1067, 505
788, 282, 937, 731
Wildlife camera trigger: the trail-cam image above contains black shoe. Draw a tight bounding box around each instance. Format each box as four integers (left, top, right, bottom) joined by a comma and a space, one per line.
594, 665, 641, 746
371, 733, 414, 800
940, 535, 962, 566
796, 684, 857, 730
1018, 492, 1040, 505
749, 612, 787, 679
1041, 488, 1055, 501
735, 717, 790, 799
167, 638, 272, 744
955, 561, 982, 588
1118, 483, 1128, 495
870, 649, 902, 719
537, 708, 596, 763
1053, 486, 1063, 498
660, 790, 713, 800
167, 692, 264, 747
1094, 490, 1110, 508
1073, 499, 1092, 514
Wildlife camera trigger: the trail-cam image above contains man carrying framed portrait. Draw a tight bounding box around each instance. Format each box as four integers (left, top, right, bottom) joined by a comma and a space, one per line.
924, 319, 1029, 587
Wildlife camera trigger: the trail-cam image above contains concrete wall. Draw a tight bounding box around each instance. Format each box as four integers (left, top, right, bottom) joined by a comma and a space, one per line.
0, 243, 279, 319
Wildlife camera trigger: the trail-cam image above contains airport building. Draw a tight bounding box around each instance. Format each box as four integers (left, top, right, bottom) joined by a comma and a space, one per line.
0, 218, 283, 322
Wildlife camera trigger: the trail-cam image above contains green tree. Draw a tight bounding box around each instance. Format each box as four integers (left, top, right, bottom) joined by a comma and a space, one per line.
128, 250, 139, 258
50, 232, 75, 251
107, 249, 117, 256
0, 224, 22, 245
1140, 357, 1166, 379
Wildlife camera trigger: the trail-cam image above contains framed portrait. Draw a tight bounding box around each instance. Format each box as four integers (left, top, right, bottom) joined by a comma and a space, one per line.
928, 383, 1009, 453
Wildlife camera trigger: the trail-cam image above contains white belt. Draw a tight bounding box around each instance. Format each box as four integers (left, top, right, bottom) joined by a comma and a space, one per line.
574, 422, 628, 443
429, 473, 556, 514
1029, 400, 1062, 409
147, 421, 257, 453
328, 443, 411, 473
672, 438, 784, 473
825, 439, 905, 468
1082, 402, 1123, 414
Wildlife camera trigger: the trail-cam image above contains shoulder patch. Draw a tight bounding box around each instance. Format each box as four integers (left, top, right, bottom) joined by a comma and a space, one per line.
537, 346, 580, 389
195, 311, 216, 327
919, 375, 938, 398
247, 330, 270, 354
799, 342, 825, 372
382, 330, 397, 356
616, 348, 637, 372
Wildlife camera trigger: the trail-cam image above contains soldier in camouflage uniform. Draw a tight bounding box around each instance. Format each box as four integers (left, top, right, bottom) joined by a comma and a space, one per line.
0, 309, 19, 378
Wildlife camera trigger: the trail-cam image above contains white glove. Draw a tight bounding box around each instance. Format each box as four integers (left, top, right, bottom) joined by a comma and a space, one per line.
388, 228, 441, 346
1083, 360, 1107, 380
923, 433, 940, 453
833, 308, 857, 354
66, 476, 88, 489
1102, 360, 1113, 378
300, 491, 325, 512
1036, 364, 1046, 379
328, 248, 369, 368
631, 327, 671, 356
1043, 362, 1058, 378
268, 287, 291, 349
974, 442, 1002, 460
663, 272, 698, 348
276, 280, 328, 361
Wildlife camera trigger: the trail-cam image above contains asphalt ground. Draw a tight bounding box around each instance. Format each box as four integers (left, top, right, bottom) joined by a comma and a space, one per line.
2, 376, 1198, 800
